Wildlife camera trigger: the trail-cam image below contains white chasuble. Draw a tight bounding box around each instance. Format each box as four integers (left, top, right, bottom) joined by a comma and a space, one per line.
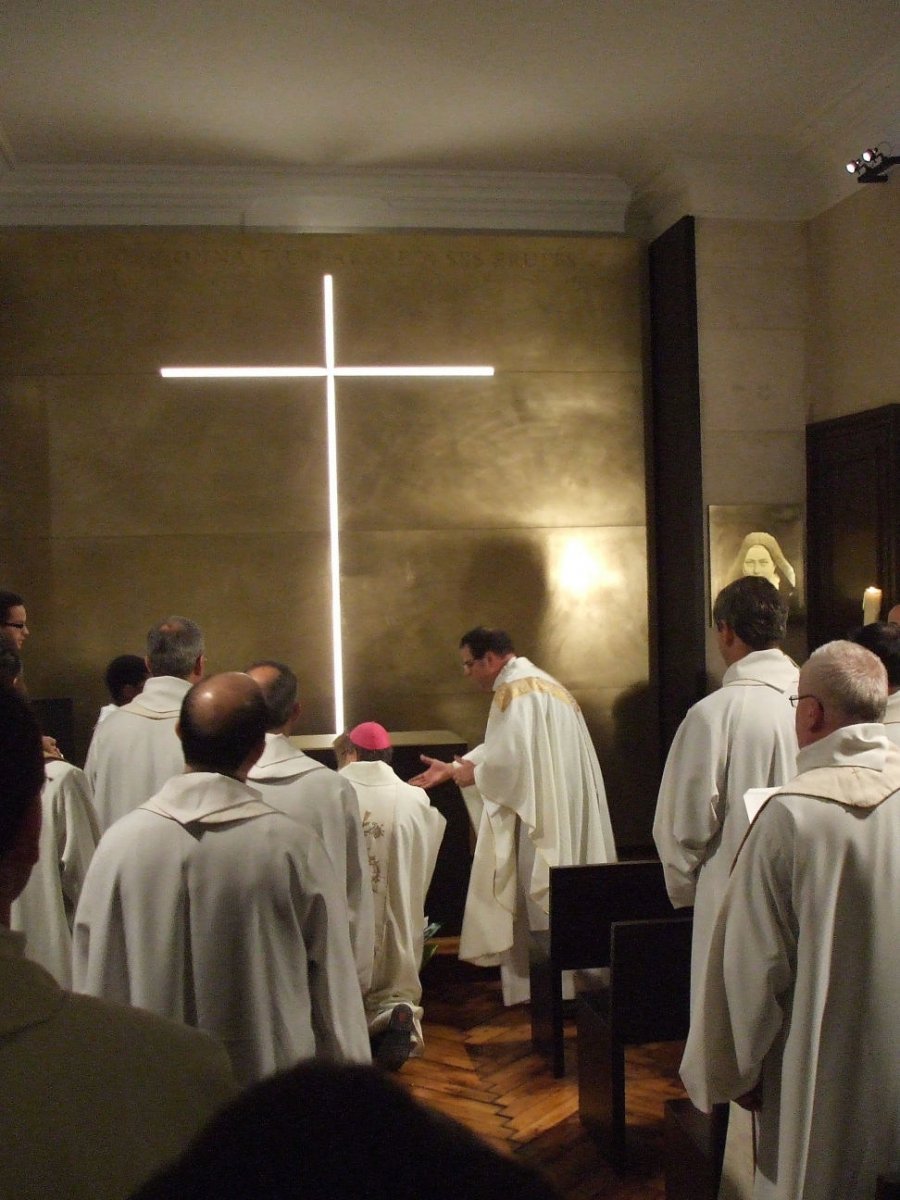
681, 726, 900, 1200
10, 758, 99, 987
248, 733, 375, 993
340, 759, 446, 1050
73, 772, 371, 1087
84, 674, 190, 832
458, 656, 616, 1003
653, 648, 799, 1007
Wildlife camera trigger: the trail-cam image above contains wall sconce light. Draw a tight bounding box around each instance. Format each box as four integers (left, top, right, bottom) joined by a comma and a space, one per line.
845, 145, 899, 183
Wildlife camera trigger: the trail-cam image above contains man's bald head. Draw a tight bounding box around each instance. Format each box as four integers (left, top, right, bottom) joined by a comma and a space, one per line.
178, 672, 269, 777
795, 641, 888, 749
888, 604, 900, 626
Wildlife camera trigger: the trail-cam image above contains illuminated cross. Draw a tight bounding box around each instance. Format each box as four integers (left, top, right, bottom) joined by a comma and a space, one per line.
161, 274, 494, 733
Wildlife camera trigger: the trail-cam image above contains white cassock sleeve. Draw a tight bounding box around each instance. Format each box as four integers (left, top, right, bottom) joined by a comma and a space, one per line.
10, 762, 99, 988
680, 802, 795, 1110
653, 702, 726, 909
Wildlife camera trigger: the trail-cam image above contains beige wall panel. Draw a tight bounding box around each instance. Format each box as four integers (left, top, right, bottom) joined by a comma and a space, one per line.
699, 328, 806, 432
0, 230, 328, 372
327, 234, 643, 372
0, 382, 52, 535
806, 186, 900, 422
338, 370, 645, 530
0, 230, 640, 374
34, 532, 332, 758
340, 526, 647, 698
695, 219, 807, 332
45, 376, 328, 537
701, 430, 806, 505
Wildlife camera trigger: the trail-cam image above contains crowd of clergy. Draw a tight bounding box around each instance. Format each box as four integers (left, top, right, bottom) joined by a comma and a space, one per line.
1, 584, 899, 1199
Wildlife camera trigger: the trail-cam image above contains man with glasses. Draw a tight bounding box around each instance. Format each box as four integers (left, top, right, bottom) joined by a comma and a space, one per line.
0, 590, 29, 651
681, 640, 900, 1200
410, 626, 616, 1006
0, 589, 62, 761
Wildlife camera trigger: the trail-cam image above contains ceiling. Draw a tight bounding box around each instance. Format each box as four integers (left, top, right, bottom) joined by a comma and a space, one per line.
1, 1, 898, 233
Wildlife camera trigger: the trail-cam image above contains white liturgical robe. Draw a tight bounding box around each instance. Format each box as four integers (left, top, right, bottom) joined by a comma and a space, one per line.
681, 725, 900, 1200
652, 648, 799, 1005
10, 758, 99, 987
247, 733, 375, 993
339, 759, 446, 1050
0, 925, 236, 1200
73, 772, 371, 1086
458, 656, 616, 1003
883, 689, 900, 746
84, 675, 189, 832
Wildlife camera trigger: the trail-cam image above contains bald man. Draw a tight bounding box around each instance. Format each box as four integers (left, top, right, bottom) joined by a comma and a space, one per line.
681, 642, 900, 1200
74, 672, 370, 1086
888, 603, 900, 625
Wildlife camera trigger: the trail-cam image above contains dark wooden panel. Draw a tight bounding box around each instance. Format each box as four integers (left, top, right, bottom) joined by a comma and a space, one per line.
648, 216, 707, 755
806, 405, 900, 648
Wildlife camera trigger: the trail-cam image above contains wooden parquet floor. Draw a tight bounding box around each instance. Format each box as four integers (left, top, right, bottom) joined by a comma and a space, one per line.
398, 955, 688, 1199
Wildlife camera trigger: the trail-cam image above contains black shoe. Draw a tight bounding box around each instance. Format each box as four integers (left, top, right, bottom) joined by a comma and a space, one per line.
373, 1004, 414, 1072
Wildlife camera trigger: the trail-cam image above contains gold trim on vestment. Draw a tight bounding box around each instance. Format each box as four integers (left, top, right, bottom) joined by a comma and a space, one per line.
494, 676, 578, 713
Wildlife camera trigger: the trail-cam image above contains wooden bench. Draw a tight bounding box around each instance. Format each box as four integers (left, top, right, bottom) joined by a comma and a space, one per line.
577, 914, 693, 1170
529, 859, 678, 1076
663, 1098, 729, 1199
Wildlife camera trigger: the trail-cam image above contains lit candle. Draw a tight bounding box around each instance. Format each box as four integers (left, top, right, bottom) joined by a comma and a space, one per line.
862, 587, 882, 625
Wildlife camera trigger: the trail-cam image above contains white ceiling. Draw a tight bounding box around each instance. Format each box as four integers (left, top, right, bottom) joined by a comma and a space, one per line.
1, 1, 898, 233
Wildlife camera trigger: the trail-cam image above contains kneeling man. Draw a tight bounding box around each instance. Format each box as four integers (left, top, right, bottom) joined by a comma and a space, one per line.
335, 722, 446, 1069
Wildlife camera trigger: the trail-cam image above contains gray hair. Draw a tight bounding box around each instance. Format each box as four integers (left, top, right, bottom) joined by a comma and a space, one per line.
146, 616, 204, 678
804, 640, 888, 724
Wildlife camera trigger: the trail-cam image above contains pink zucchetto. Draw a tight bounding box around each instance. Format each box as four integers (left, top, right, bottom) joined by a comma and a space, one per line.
349, 721, 392, 751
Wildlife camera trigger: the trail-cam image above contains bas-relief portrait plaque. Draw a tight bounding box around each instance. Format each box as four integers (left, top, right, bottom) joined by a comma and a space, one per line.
708, 505, 804, 623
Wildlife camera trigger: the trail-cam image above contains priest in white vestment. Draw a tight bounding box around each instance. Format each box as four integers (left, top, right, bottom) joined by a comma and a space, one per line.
10, 754, 99, 987
653, 578, 798, 1198
411, 626, 616, 1006
245, 660, 374, 993
94, 652, 149, 726
74, 672, 371, 1087
851, 621, 900, 747
681, 641, 900, 1200
0, 683, 236, 1200
335, 721, 446, 1067
653, 578, 798, 1006
85, 616, 205, 832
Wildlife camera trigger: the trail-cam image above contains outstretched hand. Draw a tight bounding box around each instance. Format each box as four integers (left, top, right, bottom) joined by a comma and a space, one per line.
409, 755, 453, 789
409, 754, 476, 789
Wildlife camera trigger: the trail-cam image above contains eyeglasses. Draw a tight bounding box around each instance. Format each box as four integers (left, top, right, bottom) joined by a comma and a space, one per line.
789, 694, 823, 710
2, 622, 27, 630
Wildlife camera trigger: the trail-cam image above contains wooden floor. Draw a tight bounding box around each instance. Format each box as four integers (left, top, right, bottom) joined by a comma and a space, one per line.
398, 954, 689, 1199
